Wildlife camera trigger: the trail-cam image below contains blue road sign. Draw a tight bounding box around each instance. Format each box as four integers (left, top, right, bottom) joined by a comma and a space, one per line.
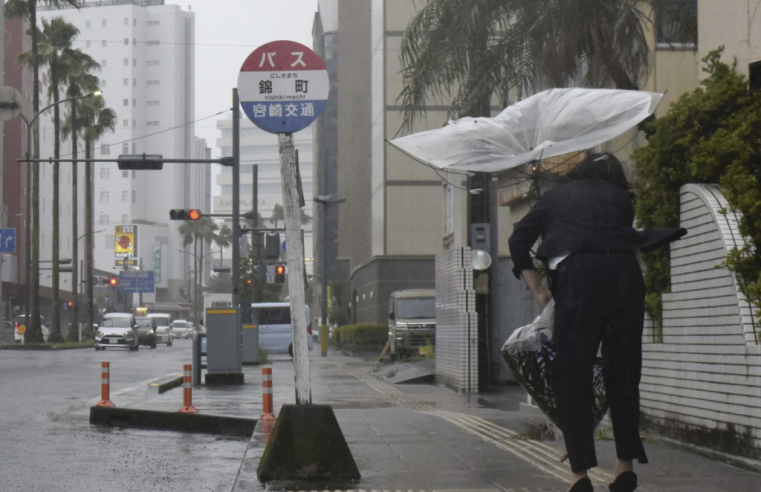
0, 228, 16, 253
118, 271, 155, 294
282, 240, 286, 252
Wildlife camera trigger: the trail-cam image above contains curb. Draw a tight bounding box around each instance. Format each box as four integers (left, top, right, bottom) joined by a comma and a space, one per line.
0, 344, 94, 351
89, 406, 257, 437
155, 375, 184, 394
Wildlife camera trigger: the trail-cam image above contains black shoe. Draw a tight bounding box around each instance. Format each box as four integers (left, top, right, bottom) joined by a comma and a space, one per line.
569, 477, 593, 492
609, 471, 638, 492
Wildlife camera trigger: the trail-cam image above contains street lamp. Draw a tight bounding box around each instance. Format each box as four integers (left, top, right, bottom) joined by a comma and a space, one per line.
23, 91, 103, 324
313, 195, 345, 357
77, 230, 104, 300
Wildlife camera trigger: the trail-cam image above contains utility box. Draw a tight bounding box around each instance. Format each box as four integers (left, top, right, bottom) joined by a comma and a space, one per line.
242, 324, 260, 364
205, 307, 244, 385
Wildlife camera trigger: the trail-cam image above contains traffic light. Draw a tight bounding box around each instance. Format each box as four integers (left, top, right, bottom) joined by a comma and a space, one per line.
109, 277, 118, 287
265, 233, 281, 259
117, 154, 163, 170
169, 209, 202, 220
275, 265, 285, 284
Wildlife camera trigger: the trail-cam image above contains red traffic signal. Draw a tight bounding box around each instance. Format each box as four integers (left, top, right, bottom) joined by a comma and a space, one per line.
170, 209, 202, 221
109, 277, 118, 286
275, 265, 285, 284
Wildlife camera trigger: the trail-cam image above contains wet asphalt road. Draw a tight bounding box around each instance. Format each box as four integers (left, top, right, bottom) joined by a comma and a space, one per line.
0, 340, 247, 491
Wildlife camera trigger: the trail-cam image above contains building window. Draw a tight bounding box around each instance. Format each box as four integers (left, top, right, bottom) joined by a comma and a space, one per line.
133, 38, 136, 46
86, 40, 91, 48
100, 166, 109, 179
147, 80, 160, 86
122, 142, 129, 154
102, 40, 107, 47
123, 38, 129, 46
86, 21, 91, 28
132, 191, 136, 203
123, 99, 129, 106
147, 121, 159, 127
133, 79, 136, 87
656, 0, 697, 47
123, 78, 128, 86
122, 191, 129, 203
100, 215, 109, 226
147, 60, 160, 66
123, 58, 128, 66
147, 40, 160, 46
133, 99, 136, 106
133, 58, 137, 67
122, 171, 128, 178
101, 59, 107, 67
124, 17, 129, 26
147, 100, 160, 106
100, 144, 110, 155
122, 119, 128, 127
122, 214, 129, 224
148, 20, 160, 26
134, 18, 137, 27
132, 119, 136, 128
100, 191, 109, 203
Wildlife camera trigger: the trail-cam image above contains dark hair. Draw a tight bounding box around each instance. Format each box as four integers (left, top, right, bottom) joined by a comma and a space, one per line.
567, 153, 630, 190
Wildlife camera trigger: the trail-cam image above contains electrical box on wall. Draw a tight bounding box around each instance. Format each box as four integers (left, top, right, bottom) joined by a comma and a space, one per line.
470, 223, 490, 252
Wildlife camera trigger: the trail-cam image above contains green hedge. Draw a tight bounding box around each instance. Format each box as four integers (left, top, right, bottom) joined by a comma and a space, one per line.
330, 324, 387, 348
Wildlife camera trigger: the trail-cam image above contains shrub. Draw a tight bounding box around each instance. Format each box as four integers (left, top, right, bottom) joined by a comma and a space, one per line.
330, 324, 387, 348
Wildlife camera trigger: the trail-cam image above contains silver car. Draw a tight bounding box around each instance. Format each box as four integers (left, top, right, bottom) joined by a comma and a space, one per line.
147, 313, 173, 346
95, 313, 139, 351
170, 320, 192, 339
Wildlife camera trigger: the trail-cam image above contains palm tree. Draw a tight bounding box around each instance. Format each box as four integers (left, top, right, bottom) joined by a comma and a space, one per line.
179, 217, 218, 326
398, 0, 698, 132
79, 96, 116, 338
34, 17, 83, 342
6, 0, 81, 343
62, 53, 100, 341
269, 204, 285, 229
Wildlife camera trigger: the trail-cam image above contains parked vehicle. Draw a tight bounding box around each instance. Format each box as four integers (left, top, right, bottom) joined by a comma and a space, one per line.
252, 302, 312, 357
170, 320, 192, 339
388, 289, 436, 360
95, 313, 139, 351
135, 317, 158, 348
13, 315, 50, 343
147, 313, 173, 346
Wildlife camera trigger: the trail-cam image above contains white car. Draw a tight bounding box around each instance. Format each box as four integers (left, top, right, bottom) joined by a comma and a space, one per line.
253, 303, 312, 357
147, 313, 173, 346
13, 315, 49, 343
95, 313, 139, 351
170, 320, 192, 339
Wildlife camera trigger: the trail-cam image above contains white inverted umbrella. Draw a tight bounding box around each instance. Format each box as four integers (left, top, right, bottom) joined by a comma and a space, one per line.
389, 88, 663, 173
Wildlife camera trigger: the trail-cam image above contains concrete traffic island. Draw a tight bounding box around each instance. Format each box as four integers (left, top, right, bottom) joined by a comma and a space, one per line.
256, 404, 361, 481
90, 406, 257, 437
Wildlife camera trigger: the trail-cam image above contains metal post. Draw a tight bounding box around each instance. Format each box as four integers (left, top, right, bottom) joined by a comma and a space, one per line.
251, 164, 258, 304
321, 201, 329, 357
138, 258, 143, 308
192, 331, 201, 386
232, 89, 242, 364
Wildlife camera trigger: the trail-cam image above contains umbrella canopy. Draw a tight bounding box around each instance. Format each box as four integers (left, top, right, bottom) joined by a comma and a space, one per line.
390, 88, 663, 173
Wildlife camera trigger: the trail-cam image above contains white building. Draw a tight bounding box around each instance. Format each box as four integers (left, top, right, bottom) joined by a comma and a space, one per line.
214, 117, 314, 272
38, 0, 204, 303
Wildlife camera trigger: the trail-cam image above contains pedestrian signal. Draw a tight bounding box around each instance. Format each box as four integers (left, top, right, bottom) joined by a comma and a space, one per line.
275, 265, 285, 284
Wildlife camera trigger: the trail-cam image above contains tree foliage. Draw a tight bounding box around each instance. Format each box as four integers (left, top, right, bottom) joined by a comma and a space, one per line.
398, 0, 697, 132
634, 48, 761, 337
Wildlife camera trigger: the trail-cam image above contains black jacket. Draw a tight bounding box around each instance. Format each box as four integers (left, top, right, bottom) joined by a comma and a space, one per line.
508, 179, 686, 279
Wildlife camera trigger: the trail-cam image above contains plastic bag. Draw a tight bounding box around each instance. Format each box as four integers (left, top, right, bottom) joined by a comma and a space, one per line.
502, 300, 555, 355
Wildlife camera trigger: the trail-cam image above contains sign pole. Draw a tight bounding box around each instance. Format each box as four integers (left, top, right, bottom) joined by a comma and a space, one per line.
278, 132, 311, 404
232, 88, 243, 369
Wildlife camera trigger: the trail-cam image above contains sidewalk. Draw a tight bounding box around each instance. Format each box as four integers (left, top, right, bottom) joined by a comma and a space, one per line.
123, 351, 761, 492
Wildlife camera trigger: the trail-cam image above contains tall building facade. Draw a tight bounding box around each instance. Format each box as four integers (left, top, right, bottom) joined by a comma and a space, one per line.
312, 0, 444, 326
39, 0, 201, 303
214, 118, 314, 272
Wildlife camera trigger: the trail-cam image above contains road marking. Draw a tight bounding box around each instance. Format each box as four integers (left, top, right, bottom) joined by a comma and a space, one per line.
336, 363, 613, 487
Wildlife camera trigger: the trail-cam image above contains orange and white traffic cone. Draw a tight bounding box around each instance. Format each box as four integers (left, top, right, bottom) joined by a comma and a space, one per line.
178, 364, 197, 413
261, 367, 276, 420
97, 361, 115, 407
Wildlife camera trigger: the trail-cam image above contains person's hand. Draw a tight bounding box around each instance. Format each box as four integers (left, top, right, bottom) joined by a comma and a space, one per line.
532, 287, 552, 307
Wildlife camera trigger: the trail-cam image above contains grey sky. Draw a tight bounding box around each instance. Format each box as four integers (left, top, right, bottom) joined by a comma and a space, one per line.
185, 0, 318, 155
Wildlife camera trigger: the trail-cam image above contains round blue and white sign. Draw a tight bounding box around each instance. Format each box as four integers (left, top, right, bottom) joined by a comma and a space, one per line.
238, 40, 329, 134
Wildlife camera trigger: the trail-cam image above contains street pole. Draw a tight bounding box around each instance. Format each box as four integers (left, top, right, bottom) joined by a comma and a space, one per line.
279, 132, 311, 404
138, 257, 143, 308
320, 201, 329, 357
251, 163, 258, 304
232, 89, 242, 365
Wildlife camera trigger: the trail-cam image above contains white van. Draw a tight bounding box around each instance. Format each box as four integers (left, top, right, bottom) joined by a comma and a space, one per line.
252, 302, 312, 357
147, 313, 173, 346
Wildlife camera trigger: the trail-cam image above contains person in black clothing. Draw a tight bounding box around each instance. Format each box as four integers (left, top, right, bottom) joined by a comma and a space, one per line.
508, 153, 685, 492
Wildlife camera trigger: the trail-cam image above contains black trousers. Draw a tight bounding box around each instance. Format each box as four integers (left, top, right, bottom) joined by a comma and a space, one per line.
551, 251, 649, 473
